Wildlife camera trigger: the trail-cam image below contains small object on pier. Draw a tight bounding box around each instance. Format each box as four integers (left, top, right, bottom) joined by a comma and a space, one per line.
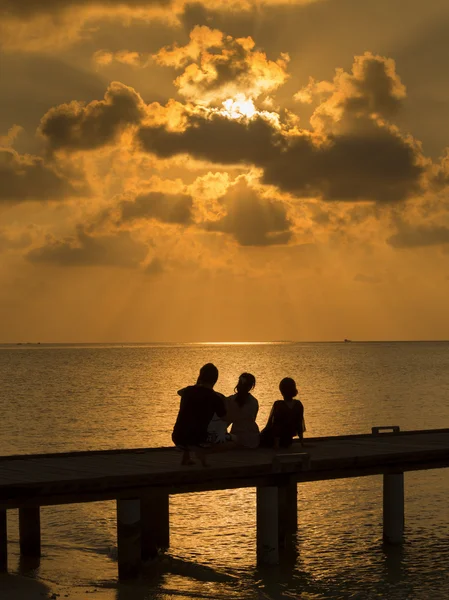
272, 452, 311, 473
19, 506, 41, 557
383, 472, 404, 544
372, 426, 400, 435
117, 498, 142, 580
0, 509, 7, 572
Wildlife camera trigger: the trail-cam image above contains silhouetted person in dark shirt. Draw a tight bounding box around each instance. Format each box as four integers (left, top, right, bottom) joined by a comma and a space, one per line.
260, 377, 305, 449
172, 363, 226, 466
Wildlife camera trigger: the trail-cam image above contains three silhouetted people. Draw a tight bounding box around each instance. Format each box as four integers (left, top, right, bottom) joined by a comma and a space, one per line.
173, 366, 306, 466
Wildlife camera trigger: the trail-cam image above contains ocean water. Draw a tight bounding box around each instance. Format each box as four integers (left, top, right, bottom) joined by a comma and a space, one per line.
1, 341, 449, 600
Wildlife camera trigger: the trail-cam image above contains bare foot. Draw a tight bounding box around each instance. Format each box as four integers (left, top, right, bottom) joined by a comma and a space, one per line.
181, 450, 195, 465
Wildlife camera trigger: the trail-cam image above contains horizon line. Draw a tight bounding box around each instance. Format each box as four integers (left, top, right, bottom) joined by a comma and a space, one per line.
2, 339, 449, 346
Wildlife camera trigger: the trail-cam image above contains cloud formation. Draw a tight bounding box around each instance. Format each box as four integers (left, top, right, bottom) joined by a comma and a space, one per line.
39, 82, 146, 152
27, 226, 148, 267
154, 25, 289, 104
118, 191, 193, 224
387, 224, 449, 248
203, 179, 292, 246
297, 52, 407, 132
140, 52, 427, 202
35, 51, 428, 205
0, 148, 84, 203
0, 0, 320, 52
138, 111, 425, 203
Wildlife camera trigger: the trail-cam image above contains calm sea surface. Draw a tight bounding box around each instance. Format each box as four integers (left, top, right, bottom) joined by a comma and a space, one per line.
1, 342, 449, 600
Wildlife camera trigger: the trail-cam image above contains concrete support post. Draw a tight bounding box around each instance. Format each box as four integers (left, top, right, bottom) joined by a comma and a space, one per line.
19, 506, 41, 557
256, 486, 279, 565
117, 498, 142, 580
0, 509, 7, 572
383, 472, 404, 544
141, 492, 170, 560
278, 478, 298, 547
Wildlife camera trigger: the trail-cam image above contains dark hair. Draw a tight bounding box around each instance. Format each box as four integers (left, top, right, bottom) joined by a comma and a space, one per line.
197, 363, 219, 386
279, 377, 298, 399
235, 372, 256, 406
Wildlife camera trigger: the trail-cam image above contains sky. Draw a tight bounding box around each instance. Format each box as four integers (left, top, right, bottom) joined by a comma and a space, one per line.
1, 0, 449, 343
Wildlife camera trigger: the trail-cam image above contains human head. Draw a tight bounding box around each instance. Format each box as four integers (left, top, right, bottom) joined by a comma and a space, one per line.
279, 377, 298, 399
235, 372, 256, 395
197, 363, 219, 387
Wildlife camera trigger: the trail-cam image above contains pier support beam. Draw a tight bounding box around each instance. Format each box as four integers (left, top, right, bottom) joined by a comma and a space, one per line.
117, 498, 141, 580
0, 509, 6, 572
19, 506, 41, 557
141, 492, 170, 560
278, 477, 298, 547
383, 473, 404, 544
256, 486, 280, 565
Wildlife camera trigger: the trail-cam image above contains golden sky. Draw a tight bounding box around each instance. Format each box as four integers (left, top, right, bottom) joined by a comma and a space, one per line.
1, 0, 449, 342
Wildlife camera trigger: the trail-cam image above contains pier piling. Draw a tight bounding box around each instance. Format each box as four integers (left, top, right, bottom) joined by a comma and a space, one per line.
19, 506, 41, 557
383, 472, 404, 544
117, 498, 142, 580
141, 491, 170, 560
256, 486, 280, 564
278, 477, 298, 547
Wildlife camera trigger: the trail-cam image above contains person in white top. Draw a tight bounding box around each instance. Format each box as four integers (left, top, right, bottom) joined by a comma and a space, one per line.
226, 373, 260, 449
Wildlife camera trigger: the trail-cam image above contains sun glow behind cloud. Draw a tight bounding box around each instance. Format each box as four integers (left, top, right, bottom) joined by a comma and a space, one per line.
222, 95, 257, 119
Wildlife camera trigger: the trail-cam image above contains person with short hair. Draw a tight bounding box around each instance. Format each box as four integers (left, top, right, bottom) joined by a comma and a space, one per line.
172, 363, 226, 466
226, 372, 259, 448
259, 377, 305, 449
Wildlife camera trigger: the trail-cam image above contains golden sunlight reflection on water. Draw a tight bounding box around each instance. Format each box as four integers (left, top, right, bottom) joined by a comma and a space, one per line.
1, 342, 449, 599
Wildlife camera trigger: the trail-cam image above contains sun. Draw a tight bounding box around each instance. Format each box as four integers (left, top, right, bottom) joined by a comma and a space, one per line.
221, 94, 257, 119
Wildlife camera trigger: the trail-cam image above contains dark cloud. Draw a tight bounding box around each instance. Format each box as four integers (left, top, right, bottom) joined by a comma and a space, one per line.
138, 113, 425, 202
0, 0, 169, 18
0, 148, 84, 203
0, 54, 106, 155
205, 180, 292, 246
312, 52, 406, 124
39, 82, 146, 152
345, 55, 405, 118
27, 226, 148, 267
263, 124, 424, 202
387, 224, 449, 248
138, 113, 280, 165
119, 191, 193, 224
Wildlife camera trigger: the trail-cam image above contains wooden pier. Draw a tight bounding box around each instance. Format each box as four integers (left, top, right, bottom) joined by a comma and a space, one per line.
1, 427, 449, 579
